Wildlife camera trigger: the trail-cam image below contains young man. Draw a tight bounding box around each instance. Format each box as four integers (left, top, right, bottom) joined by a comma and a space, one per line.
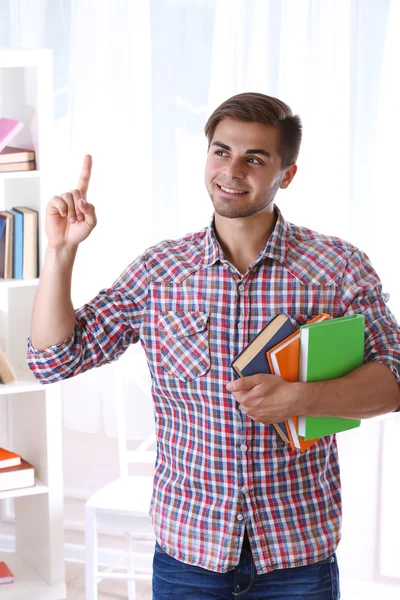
28, 93, 400, 599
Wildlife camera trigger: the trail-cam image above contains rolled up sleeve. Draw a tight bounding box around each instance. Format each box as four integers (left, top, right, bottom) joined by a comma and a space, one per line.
27, 252, 150, 384
340, 247, 400, 386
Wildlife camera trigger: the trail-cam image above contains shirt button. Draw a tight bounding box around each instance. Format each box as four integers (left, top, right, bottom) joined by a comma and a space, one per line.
237, 322, 244, 329
237, 514, 244, 521
240, 444, 247, 452
238, 284, 244, 292
241, 486, 248, 493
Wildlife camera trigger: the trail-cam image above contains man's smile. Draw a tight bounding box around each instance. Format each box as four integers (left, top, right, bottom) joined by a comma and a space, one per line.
216, 183, 249, 195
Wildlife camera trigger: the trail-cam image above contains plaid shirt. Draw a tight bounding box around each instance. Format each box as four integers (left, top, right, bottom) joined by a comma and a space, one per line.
27, 205, 400, 574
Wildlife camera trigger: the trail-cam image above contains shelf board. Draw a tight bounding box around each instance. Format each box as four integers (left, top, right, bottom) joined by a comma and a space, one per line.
0, 279, 39, 289
0, 551, 65, 600
0, 377, 44, 396
0, 170, 40, 181
0, 478, 48, 501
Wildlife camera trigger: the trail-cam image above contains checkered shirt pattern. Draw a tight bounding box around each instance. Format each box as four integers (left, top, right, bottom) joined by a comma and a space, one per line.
27, 205, 400, 574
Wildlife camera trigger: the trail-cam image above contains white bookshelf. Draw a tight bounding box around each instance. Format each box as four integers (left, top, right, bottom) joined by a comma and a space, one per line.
0, 171, 40, 181
0, 50, 66, 599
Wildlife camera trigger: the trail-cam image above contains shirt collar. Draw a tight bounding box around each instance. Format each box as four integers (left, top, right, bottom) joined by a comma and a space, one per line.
203, 204, 289, 269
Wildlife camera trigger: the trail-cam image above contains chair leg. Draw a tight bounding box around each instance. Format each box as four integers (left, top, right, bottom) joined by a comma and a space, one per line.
85, 507, 99, 600
125, 532, 136, 600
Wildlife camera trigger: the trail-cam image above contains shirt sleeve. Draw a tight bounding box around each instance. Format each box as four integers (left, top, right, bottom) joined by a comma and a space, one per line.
340, 247, 400, 387
26, 251, 150, 384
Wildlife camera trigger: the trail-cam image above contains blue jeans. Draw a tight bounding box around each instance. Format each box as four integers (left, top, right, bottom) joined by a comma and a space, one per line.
152, 537, 340, 599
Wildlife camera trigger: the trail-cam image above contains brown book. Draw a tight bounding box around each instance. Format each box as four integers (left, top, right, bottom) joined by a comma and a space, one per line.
12, 206, 38, 279
0, 347, 16, 384
0, 458, 35, 492
0, 160, 35, 173
0, 146, 35, 165
0, 211, 13, 279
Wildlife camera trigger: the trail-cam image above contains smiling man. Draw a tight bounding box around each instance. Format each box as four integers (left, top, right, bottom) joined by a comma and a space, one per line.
27, 92, 400, 599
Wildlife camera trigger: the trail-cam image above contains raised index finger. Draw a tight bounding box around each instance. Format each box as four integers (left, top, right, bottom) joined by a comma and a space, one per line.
78, 154, 92, 200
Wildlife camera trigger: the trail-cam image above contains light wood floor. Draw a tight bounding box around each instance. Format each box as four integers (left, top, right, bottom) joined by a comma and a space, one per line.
65, 562, 152, 599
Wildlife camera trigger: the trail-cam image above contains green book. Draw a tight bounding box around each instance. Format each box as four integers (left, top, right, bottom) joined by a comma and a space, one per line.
298, 314, 365, 440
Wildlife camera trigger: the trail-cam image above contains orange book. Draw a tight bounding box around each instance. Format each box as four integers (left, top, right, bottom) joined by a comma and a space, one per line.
266, 314, 331, 451
0, 447, 21, 470
267, 314, 331, 380
286, 416, 318, 452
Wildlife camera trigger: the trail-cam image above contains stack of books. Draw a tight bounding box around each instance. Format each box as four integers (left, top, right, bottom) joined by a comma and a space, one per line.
0, 117, 38, 280
0, 205, 39, 279
232, 312, 365, 451
0, 447, 35, 493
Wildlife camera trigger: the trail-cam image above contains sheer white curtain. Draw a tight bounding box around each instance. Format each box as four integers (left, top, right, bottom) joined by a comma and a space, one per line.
61, 0, 154, 437
369, 0, 400, 581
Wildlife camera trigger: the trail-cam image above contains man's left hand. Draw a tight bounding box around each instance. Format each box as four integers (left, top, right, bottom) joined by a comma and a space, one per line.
226, 374, 304, 424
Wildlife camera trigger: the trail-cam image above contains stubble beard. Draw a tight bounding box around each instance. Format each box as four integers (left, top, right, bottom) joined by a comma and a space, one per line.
208, 181, 280, 219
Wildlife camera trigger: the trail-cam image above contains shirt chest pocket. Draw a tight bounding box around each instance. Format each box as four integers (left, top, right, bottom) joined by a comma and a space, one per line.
158, 311, 211, 381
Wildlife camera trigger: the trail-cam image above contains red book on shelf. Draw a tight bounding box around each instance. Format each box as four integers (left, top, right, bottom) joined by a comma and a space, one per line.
0, 118, 24, 153
0, 561, 14, 584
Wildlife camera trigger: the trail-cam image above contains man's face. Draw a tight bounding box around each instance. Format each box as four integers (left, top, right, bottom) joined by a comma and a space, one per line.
204, 118, 294, 219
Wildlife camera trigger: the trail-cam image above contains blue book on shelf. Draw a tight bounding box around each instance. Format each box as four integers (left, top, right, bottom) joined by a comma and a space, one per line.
0, 216, 6, 279
0, 216, 5, 239
7, 209, 23, 279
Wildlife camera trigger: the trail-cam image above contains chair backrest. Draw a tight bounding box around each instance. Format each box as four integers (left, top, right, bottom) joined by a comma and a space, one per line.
113, 345, 156, 478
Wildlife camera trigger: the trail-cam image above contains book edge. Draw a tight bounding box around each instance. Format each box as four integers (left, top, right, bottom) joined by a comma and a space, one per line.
232, 314, 289, 371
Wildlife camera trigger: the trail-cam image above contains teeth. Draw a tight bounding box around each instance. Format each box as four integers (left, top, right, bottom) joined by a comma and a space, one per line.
220, 186, 246, 195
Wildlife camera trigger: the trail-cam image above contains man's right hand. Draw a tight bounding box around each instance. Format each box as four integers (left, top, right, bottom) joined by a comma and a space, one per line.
45, 154, 97, 249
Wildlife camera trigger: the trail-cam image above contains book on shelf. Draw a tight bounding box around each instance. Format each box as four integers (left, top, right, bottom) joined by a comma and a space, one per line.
0, 117, 24, 153
0, 210, 14, 279
0, 447, 21, 470
231, 314, 297, 443
0, 160, 35, 173
266, 313, 331, 451
0, 347, 17, 384
297, 314, 365, 440
12, 206, 39, 279
7, 208, 23, 279
0, 216, 6, 277
0, 145, 35, 165
0, 561, 14, 585
0, 458, 35, 492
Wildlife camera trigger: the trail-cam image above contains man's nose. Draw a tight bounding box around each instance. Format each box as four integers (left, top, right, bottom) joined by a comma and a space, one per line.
223, 159, 245, 179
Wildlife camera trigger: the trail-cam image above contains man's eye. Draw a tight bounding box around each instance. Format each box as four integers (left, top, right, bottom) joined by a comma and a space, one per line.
248, 157, 261, 164
215, 150, 227, 157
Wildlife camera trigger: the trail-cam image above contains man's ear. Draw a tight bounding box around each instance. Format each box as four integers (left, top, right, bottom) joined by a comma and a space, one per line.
279, 164, 297, 189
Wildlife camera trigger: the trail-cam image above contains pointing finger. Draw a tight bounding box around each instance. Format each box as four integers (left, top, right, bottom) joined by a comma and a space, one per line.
78, 154, 92, 200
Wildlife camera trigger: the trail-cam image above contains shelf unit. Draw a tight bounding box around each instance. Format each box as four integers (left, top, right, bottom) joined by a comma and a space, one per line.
0, 49, 66, 599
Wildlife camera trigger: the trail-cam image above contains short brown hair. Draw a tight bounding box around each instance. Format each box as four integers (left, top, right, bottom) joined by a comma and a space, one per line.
204, 92, 302, 170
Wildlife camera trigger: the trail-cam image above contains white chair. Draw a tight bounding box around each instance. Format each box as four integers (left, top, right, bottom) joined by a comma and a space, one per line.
85, 346, 156, 600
